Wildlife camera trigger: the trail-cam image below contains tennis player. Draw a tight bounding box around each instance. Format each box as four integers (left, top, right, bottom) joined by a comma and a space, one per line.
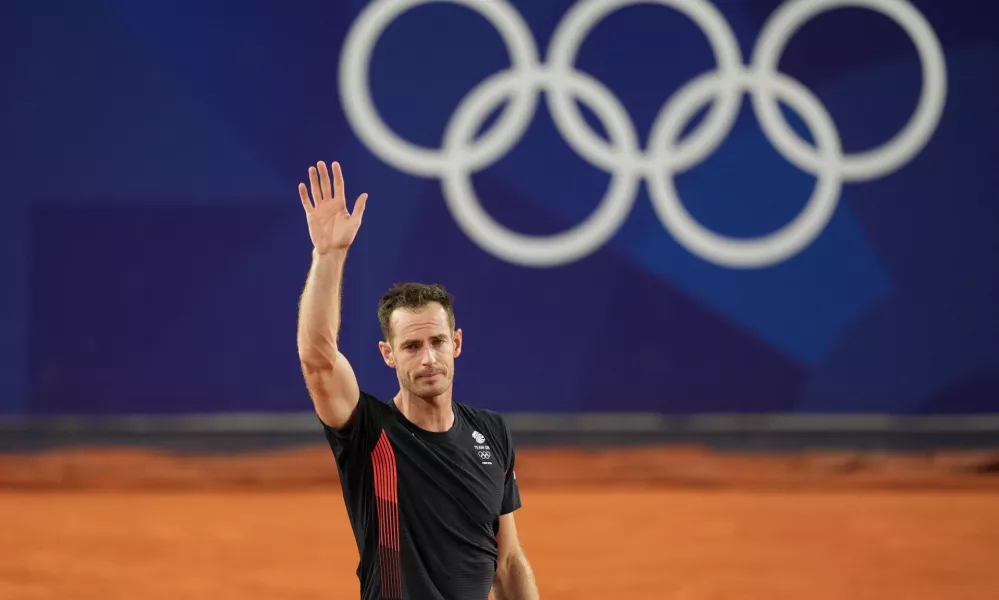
296, 161, 540, 600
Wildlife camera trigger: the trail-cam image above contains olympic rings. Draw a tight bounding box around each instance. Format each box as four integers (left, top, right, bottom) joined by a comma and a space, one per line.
339, 0, 947, 268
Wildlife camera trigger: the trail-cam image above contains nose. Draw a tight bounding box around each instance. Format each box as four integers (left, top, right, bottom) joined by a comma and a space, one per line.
419, 346, 436, 366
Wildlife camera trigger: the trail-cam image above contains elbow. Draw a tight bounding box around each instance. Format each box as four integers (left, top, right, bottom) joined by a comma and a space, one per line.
298, 339, 338, 372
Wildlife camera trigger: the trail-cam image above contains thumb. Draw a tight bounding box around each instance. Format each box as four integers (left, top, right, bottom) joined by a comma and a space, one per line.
351, 193, 369, 220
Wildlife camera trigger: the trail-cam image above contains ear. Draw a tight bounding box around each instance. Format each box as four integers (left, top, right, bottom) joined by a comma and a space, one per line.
378, 340, 396, 368
452, 328, 462, 359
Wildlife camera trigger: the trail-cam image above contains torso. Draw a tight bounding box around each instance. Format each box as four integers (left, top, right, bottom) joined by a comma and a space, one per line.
323, 392, 521, 600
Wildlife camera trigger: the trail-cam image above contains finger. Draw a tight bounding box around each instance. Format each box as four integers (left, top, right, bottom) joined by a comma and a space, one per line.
332, 161, 346, 202
298, 183, 313, 213
351, 193, 369, 220
308, 167, 321, 205
318, 161, 332, 202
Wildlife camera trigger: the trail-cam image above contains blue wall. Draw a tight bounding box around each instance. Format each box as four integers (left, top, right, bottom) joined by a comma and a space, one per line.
3, 0, 998, 416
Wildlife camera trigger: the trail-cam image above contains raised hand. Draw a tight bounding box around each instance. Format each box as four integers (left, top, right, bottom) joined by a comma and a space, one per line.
299, 161, 369, 255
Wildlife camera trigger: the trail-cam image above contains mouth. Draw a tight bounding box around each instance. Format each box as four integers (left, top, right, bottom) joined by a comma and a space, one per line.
416, 371, 442, 379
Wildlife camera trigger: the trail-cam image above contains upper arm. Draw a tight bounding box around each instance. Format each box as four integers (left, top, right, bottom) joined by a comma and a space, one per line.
496, 512, 523, 568
301, 350, 361, 430
499, 417, 522, 515
496, 415, 524, 563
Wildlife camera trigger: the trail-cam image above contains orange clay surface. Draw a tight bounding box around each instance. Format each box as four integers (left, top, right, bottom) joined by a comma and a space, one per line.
3, 486, 999, 600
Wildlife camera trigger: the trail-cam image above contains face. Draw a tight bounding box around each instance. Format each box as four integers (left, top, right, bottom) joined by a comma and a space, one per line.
379, 303, 462, 401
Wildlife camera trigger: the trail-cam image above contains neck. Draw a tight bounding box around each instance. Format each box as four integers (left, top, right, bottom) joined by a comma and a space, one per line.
394, 388, 454, 433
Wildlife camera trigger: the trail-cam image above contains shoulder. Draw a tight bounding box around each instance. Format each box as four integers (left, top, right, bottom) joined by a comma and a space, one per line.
320, 390, 394, 454
350, 390, 396, 429
326, 390, 393, 428
359, 390, 394, 414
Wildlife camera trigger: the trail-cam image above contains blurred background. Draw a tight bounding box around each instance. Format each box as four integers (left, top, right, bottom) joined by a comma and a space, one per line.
2, 0, 999, 598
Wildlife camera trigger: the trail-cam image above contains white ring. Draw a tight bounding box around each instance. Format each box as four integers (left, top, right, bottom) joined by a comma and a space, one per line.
647, 70, 843, 268
545, 0, 745, 173
750, 0, 947, 181
441, 70, 641, 267
339, 0, 541, 177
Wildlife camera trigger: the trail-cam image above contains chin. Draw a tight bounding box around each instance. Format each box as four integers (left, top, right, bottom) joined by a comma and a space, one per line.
412, 379, 451, 400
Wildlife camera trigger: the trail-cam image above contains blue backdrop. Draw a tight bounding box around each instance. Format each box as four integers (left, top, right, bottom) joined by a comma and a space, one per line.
3, 0, 998, 416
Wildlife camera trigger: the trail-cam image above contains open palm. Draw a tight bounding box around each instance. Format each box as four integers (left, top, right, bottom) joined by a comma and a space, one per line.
298, 161, 368, 255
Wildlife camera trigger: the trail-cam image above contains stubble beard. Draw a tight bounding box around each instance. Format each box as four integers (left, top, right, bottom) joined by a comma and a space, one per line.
404, 371, 452, 402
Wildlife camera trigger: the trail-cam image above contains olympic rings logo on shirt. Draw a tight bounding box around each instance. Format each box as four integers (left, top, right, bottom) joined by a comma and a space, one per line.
339, 0, 947, 269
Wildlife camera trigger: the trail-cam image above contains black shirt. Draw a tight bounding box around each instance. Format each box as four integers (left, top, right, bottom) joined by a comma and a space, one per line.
322, 391, 522, 600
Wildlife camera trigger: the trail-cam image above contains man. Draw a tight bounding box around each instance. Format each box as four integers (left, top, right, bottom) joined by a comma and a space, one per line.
296, 160, 540, 600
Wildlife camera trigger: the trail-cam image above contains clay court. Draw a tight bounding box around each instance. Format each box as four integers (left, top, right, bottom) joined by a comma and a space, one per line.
3, 445, 999, 599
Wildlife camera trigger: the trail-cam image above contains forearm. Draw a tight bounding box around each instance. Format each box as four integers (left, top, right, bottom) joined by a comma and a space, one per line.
297, 248, 347, 366
493, 552, 539, 600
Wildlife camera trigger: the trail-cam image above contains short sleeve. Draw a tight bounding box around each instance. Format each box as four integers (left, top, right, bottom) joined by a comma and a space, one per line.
321, 391, 386, 463
500, 418, 522, 515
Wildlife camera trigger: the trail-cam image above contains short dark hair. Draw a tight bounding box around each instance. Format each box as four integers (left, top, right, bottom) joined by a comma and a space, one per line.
377, 282, 456, 342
